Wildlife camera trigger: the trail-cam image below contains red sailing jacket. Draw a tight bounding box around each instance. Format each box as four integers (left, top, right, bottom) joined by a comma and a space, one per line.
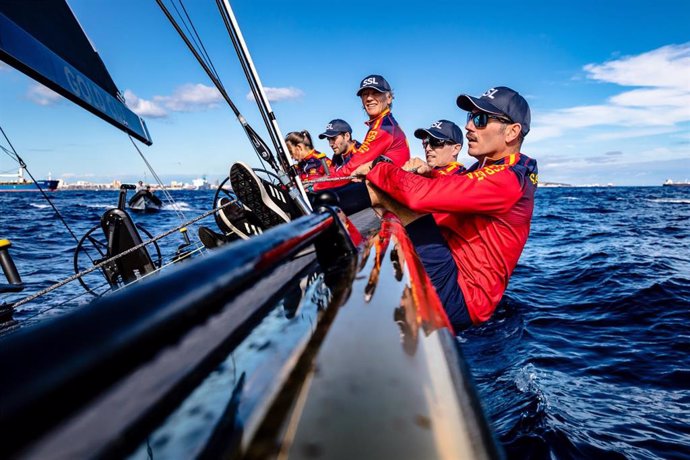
431, 161, 466, 177
314, 109, 409, 190
332, 141, 362, 169
296, 150, 333, 182
367, 153, 538, 324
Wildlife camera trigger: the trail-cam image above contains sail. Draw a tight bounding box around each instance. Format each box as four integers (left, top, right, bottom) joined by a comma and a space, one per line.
0, 0, 152, 145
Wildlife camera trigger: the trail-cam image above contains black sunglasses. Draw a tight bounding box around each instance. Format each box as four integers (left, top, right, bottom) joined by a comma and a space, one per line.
467, 112, 513, 128
422, 137, 452, 148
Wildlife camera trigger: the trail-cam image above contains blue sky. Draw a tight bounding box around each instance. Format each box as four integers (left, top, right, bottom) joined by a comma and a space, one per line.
1, 0, 689, 186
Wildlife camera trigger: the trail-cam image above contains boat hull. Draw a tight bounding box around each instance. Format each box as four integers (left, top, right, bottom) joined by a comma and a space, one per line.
128, 191, 163, 213
0, 180, 59, 192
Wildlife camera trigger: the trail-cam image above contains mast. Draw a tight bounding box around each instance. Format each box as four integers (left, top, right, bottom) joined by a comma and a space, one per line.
216, 0, 312, 215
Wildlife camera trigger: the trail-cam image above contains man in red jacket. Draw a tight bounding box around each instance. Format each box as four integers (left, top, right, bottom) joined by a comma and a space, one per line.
355, 86, 538, 331
317, 119, 361, 169
406, 119, 466, 176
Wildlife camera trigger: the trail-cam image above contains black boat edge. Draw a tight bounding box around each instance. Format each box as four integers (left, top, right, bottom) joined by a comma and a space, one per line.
0, 208, 502, 459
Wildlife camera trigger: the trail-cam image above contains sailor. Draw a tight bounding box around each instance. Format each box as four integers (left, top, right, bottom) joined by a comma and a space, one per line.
285, 130, 333, 182
403, 120, 466, 177
226, 74, 411, 226
313, 74, 409, 191
317, 119, 361, 169
354, 86, 538, 332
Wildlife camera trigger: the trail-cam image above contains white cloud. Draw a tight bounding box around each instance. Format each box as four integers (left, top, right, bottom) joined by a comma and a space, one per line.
588, 126, 678, 142
162, 83, 223, 111
584, 43, 690, 90
27, 83, 63, 106
246, 86, 304, 102
124, 83, 223, 118
124, 89, 167, 118
61, 172, 96, 178
532, 42, 690, 143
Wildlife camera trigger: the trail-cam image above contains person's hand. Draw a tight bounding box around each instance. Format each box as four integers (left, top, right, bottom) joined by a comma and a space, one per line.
352, 161, 374, 182
403, 157, 433, 176
403, 157, 426, 172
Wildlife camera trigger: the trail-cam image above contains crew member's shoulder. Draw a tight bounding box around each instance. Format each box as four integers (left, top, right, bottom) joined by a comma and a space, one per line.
378, 111, 400, 130
509, 153, 538, 187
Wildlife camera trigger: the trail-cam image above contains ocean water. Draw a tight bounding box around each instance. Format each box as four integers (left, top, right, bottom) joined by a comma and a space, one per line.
1, 186, 689, 459
460, 186, 690, 459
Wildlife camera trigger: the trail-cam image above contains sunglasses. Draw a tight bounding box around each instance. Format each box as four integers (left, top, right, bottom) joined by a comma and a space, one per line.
422, 137, 452, 149
467, 112, 513, 128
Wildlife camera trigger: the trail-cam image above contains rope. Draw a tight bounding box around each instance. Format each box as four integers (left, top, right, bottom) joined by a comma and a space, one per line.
302, 166, 421, 185
0, 125, 99, 265
18, 281, 110, 320
10, 199, 238, 309
128, 136, 186, 222
302, 175, 358, 184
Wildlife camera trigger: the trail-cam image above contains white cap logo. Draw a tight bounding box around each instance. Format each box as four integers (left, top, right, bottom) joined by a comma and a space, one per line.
430, 121, 443, 129
482, 88, 499, 99
362, 77, 379, 86
326, 123, 333, 130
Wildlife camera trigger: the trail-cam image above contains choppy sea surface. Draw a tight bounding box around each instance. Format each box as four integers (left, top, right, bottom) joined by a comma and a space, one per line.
1, 186, 689, 459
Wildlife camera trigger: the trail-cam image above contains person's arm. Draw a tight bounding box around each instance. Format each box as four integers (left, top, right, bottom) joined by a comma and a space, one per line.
334, 126, 395, 177
367, 162, 524, 214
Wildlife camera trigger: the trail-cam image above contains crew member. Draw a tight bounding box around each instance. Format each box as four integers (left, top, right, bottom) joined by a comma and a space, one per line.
317, 119, 361, 168
285, 130, 333, 181
355, 86, 538, 331
404, 120, 466, 176
314, 74, 409, 191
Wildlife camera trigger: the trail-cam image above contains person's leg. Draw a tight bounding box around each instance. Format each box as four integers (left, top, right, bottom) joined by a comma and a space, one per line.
405, 215, 472, 331
364, 182, 471, 330
230, 162, 293, 228
215, 197, 264, 239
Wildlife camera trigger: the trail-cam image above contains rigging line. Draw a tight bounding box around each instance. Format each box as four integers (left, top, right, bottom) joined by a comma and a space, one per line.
127, 135, 186, 223
10, 198, 238, 309
17, 281, 110, 321
169, 0, 219, 83
301, 166, 422, 184
176, 0, 223, 84
0, 143, 20, 160
214, 1, 281, 157
156, 0, 282, 174
156, 0, 237, 115
214, 0, 313, 216
0, 125, 94, 259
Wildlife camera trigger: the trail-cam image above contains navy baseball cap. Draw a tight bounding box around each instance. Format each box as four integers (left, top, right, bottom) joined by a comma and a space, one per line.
414, 120, 464, 146
457, 86, 531, 136
318, 119, 353, 139
356, 74, 392, 96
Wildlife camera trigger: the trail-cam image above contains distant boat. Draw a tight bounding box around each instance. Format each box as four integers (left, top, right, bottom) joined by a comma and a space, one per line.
0, 167, 58, 192
127, 184, 163, 212
192, 176, 212, 190
663, 179, 690, 187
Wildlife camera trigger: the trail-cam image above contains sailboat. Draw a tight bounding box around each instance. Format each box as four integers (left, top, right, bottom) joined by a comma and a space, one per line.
0, 1, 500, 458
